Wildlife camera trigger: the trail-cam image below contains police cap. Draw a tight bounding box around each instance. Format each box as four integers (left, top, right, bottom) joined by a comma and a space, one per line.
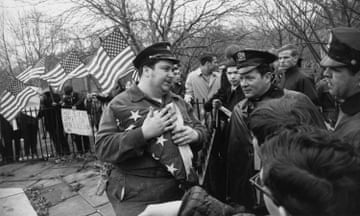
320, 27, 360, 68
133, 42, 179, 70
232, 49, 278, 74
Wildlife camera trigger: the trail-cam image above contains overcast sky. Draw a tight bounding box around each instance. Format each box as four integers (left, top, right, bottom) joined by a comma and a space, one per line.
2, 0, 72, 18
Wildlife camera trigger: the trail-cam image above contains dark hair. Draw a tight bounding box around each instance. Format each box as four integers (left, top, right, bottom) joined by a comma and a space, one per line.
199, 53, 215, 65
64, 85, 73, 95
348, 65, 360, 75
225, 59, 237, 69
137, 59, 158, 76
277, 44, 299, 57
249, 92, 325, 144
254, 63, 274, 76
225, 44, 241, 60
261, 126, 360, 216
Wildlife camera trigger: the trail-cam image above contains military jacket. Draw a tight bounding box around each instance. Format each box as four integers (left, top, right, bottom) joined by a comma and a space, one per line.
95, 85, 208, 181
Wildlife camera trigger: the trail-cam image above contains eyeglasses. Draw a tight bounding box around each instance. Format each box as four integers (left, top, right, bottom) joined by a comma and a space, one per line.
249, 172, 280, 206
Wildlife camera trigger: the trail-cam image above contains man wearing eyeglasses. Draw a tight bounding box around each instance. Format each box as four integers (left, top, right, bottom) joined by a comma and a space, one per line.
252, 127, 360, 216
320, 27, 360, 151
139, 126, 360, 216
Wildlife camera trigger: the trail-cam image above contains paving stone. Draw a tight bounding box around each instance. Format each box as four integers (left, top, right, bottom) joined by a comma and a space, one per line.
0, 181, 37, 189
0, 163, 28, 173
1, 162, 53, 181
40, 182, 77, 206
49, 195, 96, 216
36, 166, 80, 179
51, 161, 84, 169
0, 188, 23, 198
31, 178, 63, 188
0, 190, 37, 216
98, 203, 116, 216
63, 169, 98, 184
78, 176, 109, 207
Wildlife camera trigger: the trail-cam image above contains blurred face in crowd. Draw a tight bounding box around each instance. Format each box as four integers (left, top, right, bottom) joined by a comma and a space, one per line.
323, 66, 360, 99
206, 57, 219, 74
144, 60, 175, 95
278, 50, 298, 71
239, 68, 272, 99
226, 66, 241, 88
173, 67, 182, 84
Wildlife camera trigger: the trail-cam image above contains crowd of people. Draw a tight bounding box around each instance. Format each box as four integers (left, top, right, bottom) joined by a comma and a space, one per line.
0, 85, 95, 161
94, 26, 360, 216
1, 26, 360, 216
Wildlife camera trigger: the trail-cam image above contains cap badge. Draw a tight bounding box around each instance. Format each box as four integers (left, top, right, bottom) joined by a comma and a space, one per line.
236, 51, 245, 62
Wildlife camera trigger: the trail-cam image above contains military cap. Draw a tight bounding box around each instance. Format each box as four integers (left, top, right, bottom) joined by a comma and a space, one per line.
133, 42, 179, 69
320, 27, 360, 67
232, 49, 278, 74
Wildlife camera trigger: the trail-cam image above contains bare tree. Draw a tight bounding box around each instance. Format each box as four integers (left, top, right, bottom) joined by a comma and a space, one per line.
0, 9, 13, 73
252, 0, 360, 65
65, 0, 251, 53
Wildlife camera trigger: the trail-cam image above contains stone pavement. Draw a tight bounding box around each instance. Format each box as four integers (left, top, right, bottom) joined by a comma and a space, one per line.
0, 158, 115, 216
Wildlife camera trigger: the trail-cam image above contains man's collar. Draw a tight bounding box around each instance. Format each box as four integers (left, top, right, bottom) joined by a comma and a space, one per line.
285, 66, 298, 74
128, 85, 147, 102
195, 68, 219, 77
249, 84, 284, 102
128, 85, 180, 103
340, 92, 360, 115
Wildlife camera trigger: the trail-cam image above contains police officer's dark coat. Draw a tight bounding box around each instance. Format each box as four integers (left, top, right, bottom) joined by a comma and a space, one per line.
226, 85, 285, 208
334, 92, 360, 151
226, 86, 311, 209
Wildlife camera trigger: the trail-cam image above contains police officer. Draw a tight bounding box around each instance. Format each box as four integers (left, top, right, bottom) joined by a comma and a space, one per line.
320, 27, 360, 151
225, 49, 311, 211
95, 42, 208, 216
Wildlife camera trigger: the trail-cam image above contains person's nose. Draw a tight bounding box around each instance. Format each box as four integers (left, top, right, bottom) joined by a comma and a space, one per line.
323, 68, 332, 79
240, 79, 248, 87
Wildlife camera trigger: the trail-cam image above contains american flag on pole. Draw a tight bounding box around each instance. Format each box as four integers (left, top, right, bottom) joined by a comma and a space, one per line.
16, 57, 46, 84
41, 51, 86, 90
87, 28, 137, 94
0, 72, 38, 122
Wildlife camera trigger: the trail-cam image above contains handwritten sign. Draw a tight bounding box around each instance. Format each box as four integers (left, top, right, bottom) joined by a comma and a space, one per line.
61, 109, 93, 136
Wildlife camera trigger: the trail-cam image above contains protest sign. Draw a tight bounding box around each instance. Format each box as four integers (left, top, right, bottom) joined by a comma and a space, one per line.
61, 109, 93, 136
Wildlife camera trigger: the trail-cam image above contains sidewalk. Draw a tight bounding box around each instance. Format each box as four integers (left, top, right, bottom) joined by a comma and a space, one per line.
0, 157, 115, 216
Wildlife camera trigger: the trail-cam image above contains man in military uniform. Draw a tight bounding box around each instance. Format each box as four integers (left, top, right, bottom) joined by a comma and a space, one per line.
320, 27, 360, 151
225, 49, 311, 211
95, 42, 208, 216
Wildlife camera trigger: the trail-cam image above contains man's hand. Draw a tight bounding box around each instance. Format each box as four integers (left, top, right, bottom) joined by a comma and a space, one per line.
171, 125, 199, 146
141, 106, 177, 140
212, 99, 222, 109
184, 94, 192, 104
138, 200, 182, 216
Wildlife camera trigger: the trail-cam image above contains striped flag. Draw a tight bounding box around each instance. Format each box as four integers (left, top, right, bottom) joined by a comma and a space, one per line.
87, 28, 137, 94
0, 72, 38, 122
16, 57, 46, 84
41, 51, 85, 90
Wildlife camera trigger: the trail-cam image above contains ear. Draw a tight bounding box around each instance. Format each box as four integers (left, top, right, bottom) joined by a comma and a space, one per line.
142, 66, 151, 78
278, 206, 289, 216
264, 72, 273, 83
